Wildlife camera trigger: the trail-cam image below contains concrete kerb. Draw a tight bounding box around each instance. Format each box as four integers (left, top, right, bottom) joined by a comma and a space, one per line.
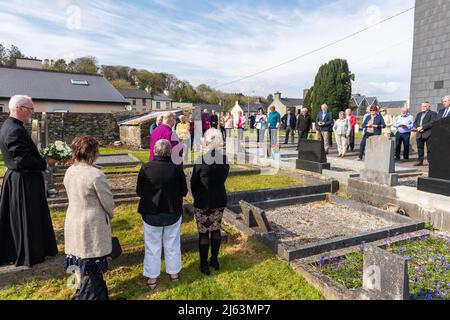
290, 230, 432, 300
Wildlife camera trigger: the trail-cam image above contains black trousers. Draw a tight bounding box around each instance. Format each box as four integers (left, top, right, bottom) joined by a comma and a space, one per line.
417, 137, 431, 162
297, 130, 309, 149
359, 133, 374, 159
284, 127, 295, 144
73, 273, 109, 301
347, 128, 355, 151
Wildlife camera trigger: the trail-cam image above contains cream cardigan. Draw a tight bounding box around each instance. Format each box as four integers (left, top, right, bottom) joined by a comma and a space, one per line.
64, 163, 115, 259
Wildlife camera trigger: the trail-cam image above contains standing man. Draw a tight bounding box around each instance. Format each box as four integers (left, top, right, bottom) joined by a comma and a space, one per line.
248, 112, 256, 135
0, 95, 58, 267
296, 108, 312, 150
437, 96, 450, 119
315, 104, 333, 154
219, 112, 226, 141
414, 102, 437, 166
393, 106, 414, 161
201, 109, 211, 136
268, 106, 281, 146
149, 111, 179, 161
150, 115, 163, 134
281, 108, 297, 144
210, 110, 219, 129
345, 108, 357, 152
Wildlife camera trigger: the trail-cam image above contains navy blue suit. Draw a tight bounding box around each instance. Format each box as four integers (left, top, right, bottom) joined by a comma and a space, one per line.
315, 112, 333, 131
359, 114, 386, 159
437, 107, 450, 120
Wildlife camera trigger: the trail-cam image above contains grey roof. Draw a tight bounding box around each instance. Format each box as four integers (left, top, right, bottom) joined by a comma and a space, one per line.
281, 98, 304, 108
380, 100, 407, 109
118, 88, 153, 99
0, 67, 127, 104
366, 97, 378, 105
352, 95, 367, 106
152, 93, 172, 102
243, 104, 267, 113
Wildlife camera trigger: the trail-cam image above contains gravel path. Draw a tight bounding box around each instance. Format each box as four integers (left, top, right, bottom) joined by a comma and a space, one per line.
265, 202, 395, 248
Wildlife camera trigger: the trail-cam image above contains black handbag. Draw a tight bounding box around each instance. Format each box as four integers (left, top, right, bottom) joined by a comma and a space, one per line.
110, 237, 122, 260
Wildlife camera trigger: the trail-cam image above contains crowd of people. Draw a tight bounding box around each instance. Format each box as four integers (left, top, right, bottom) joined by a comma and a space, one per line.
1, 94, 449, 300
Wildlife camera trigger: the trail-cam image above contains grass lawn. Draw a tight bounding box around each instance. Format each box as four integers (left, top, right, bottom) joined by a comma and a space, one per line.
316, 235, 450, 300
0, 152, 5, 177
0, 206, 323, 300
225, 174, 302, 193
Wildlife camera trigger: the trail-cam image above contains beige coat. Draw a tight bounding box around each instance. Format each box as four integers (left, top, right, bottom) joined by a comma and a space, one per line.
64, 163, 115, 259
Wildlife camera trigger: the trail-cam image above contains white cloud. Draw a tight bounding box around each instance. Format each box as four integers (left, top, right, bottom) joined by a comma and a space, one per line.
0, 0, 416, 100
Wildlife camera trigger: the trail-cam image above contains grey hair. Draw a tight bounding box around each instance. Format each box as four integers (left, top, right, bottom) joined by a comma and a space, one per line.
154, 139, 171, 157
442, 96, 450, 101
162, 111, 175, 123
321, 104, 328, 109
9, 95, 32, 112
203, 128, 223, 153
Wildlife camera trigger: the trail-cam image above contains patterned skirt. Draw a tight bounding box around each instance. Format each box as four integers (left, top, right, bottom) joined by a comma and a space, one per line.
64, 255, 108, 276
194, 208, 225, 233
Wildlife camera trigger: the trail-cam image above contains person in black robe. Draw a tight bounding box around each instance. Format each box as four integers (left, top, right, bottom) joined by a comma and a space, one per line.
0, 95, 58, 267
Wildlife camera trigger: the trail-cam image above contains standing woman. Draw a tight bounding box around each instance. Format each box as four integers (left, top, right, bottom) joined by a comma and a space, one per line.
234, 111, 247, 152
219, 112, 226, 141
224, 112, 234, 139
255, 107, 267, 144
189, 114, 195, 151
137, 139, 188, 289
380, 108, 394, 138
64, 136, 115, 300
333, 111, 352, 157
191, 129, 230, 275
358, 105, 386, 160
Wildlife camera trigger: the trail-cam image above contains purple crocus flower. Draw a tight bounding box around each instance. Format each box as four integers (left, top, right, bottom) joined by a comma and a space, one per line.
319, 256, 326, 266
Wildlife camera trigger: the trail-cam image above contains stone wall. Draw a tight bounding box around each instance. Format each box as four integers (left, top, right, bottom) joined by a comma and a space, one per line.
119, 119, 153, 150
410, 0, 450, 114
0, 112, 121, 146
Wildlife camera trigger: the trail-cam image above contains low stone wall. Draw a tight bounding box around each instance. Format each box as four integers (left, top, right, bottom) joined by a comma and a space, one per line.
0, 112, 123, 146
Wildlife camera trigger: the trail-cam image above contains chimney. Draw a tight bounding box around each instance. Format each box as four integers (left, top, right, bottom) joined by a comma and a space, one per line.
303, 89, 310, 99
274, 92, 282, 101
16, 58, 43, 70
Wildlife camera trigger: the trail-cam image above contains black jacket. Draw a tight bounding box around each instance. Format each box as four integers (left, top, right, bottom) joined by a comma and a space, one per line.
281, 114, 297, 129
414, 110, 437, 140
136, 156, 188, 226
191, 151, 230, 210
296, 114, 312, 132
210, 115, 219, 128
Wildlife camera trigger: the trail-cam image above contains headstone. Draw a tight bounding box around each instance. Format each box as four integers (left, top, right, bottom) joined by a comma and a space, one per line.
360, 136, 398, 186
359, 245, 409, 300
296, 139, 330, 173
94, 154, 141, 168
418, 117, 450, 196
31, 119, 41, 148
194, 108, 203, 152
239, 201, 271, 233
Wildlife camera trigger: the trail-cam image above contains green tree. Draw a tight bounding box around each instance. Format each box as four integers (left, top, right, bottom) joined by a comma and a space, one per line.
310, 59, 354, 119
69, 56, 98, 74
0, 44, 7, 65
303, 86, 313, 109
110, 79, 134, 89
5, 45, 25, 66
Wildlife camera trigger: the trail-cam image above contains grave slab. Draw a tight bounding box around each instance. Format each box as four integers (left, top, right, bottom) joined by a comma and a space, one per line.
239, 201, 271, 233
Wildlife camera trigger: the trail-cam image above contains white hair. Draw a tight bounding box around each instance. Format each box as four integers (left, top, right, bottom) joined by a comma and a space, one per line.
442, 96, 450, 101
154, 139, 171, 157
203, 128, 223, 153
9, 95, 32, 112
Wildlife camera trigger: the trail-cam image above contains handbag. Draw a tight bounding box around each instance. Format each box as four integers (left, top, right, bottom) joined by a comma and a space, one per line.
110, 237, 122, 260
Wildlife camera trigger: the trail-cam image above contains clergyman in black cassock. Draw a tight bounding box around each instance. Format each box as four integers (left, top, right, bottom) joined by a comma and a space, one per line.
0, 117, 58, 267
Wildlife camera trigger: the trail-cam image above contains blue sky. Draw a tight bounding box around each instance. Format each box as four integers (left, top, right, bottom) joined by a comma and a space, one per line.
0, 0, 415, 100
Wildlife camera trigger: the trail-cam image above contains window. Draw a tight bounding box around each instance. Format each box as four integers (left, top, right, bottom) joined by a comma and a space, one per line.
143, 99, 147, 106
156, 102, 161, 109
0, 104, 4, 112
71, 79, 89, 86
434, 80, 444, 90
166, 102, 171, 108
142, 107, 147, 112
132, 99, 136, 106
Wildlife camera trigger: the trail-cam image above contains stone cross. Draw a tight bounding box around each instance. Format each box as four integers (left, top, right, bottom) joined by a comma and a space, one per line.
359, 245, 409, 300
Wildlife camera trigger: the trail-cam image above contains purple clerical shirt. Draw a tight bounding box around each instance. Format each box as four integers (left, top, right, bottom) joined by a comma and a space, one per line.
149, 124, 179, 161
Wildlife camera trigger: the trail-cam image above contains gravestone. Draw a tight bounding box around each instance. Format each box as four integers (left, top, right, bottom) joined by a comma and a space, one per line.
359, 245, 409, 300
296, 139, 330, 173
239, 201, 271, 233
360, 136, 398, 186
418, 117, 450, 196
94, 154, 141, 168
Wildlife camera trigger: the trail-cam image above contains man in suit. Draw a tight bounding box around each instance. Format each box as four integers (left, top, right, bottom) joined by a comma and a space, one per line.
437, 96, 450, 119
210, 110, 219, 129
315, 104, 333, 153
281, 108, 297, 144
413, 102, 438, 166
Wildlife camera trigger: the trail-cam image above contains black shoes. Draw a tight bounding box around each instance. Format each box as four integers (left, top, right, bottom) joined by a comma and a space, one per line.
200, 264, 211, 276
209, 258, 220, 271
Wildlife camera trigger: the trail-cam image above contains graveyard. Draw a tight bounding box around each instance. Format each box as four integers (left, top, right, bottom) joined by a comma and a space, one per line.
0, 116, 449, 301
